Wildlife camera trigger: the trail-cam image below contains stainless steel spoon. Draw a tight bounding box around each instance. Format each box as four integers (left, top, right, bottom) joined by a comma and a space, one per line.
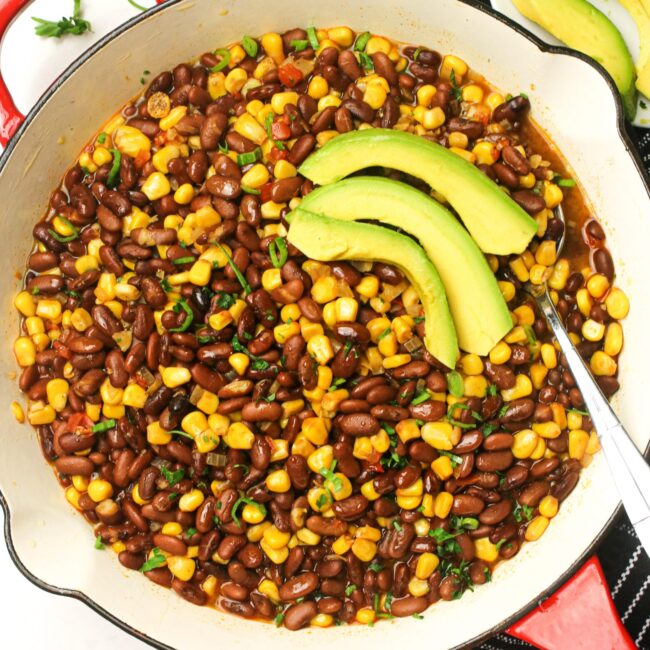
527, 205, 650, 554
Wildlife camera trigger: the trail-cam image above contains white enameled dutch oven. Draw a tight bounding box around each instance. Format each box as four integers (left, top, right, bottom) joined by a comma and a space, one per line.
0, 1, 649, 648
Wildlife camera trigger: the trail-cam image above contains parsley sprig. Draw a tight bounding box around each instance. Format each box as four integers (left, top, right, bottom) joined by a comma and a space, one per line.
32, 0, 91, 38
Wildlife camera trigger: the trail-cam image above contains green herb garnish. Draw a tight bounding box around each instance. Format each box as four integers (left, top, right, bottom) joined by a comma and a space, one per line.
411, 390, 430, 406
237, 148, 262, 166
170, 298, 194, 333
274, 613, 285, 627
127, 0, 147, 10
291, 39, 309, 51
48, 216, 79, 243
186, 527, 197, 538
354, 31, 371, 51
359, 52, 374, 70
368, 560, 383, 572
173, 256, 195, 265
319, 460, 343, 493
345, 584, 357, 596
439, 450, 462, 467
32, 0, 91, 38
160, 466, 185, 487
94, 535, 105, 550
242, 35, 258, 58
97, 132, 107, 144
306, 26, 320, 50
449, 69, 463, 102
392, 520, 403, 532
557, 178, 576, 188
106, 148, 122, 188
140, 547, 167, 572
231, 495, 267, 527
446, 370, 464, 398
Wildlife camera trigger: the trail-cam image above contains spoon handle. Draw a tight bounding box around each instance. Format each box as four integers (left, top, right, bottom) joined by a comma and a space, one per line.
534, 289, 650, 556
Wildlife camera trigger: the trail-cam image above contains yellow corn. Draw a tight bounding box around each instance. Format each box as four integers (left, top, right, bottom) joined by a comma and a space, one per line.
605, 288, 629, 320
351, 538, 377, 562
604, 322, 623, 357
113, 125, 151, 157
225, 422, 255, 449
228, 352, 250, 375
46, 378, 69, 412
167, 556, 195, 582
525, 516, 550, 542
590, 351, 617, 376
474, 538, 499, 563
431, 456, 454, 480
539, 495, 559, 518
162, 366, 191, 388
179, 489, 205, 512
266, 469, 291, 493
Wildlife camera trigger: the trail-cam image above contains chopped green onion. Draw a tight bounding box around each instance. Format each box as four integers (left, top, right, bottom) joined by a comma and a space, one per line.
413, 47, 422, 61
359, 52, 374, 70
345, 584, 357, 596
269, 237, 288, 268
306, 26, 320, 50
392, 520, 403, 532
242, 35, 258, 58
216, 292, 236, 309
106, 148, 122, 188
439, 450, 462, 467
186, 527, 197, 538
170, 298, 194, 333
240, 185, 261, 195
48, 216, 79, 243
236, 148, 262, 166
216, 243, 252, 295
274, 613, 285, 627
354, 31, 371, 51
211, 48, 231, 72
557, 178, 576, 188
446, 370, 464, 398
218, 142, 230, 155
449, 69, 463, 102
319, 460, 343, 492
94, 535, 105, 550
411, 390, 430, 406
291, 39, 309, 52
97, 132, 107, 144
231, 495, 267, 527
172, 256, 196, 265
92, 419, 116, 433
160, 466, 185, 486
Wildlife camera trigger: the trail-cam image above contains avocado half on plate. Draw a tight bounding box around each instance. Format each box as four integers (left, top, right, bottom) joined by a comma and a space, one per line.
287, 129, 539, 369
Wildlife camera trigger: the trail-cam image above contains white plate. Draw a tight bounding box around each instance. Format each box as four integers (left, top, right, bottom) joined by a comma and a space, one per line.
492, 0, 650, 127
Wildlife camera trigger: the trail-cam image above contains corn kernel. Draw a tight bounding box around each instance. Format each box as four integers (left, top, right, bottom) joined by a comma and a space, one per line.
511, 429, 539, 459
539, 495, 559, 518
434, 491, 454, 519
431, 456, 454, 480
525, 516, 550, 542
604, 322, 623, 357
167, 555, 195, 581
474, 538, 499, 563
590, 351, 617, 376
586, 274, 609, 299
605, 288, 629, 320
266, 469, 291, 493
225, 422, 255, 449
351, 538, 377, 562
14, 337, 36, 367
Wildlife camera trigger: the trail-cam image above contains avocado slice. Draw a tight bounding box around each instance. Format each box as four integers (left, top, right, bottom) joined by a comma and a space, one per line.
287, 209, 459, 369
298, 129, 537, 255
299, 176, 511, 355
619, 0, 650, 97
512, 0, 637, 120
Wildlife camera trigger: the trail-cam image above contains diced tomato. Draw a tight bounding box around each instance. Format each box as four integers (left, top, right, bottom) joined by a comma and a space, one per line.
133, 149, 151, 169
271, 120, 292, 140
260, 182, 274, 203
65, 412, 94, 436
53, 340, 72, 360
268, 147, 288, 164
364, 451, 384, 473
278, 63, 303, 88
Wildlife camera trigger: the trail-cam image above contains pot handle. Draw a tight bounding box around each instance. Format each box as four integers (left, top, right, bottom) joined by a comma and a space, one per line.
506, 556, 636, 649
0, 0, 29, 146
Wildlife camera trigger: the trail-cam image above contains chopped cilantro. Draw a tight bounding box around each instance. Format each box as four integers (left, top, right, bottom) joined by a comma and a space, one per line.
160, 466, 185, 487
140, 547, 167, 572
449, 69, 463, 102
94, 535, 105, 550
446, 370, 464, 398
231, 495, 267, 527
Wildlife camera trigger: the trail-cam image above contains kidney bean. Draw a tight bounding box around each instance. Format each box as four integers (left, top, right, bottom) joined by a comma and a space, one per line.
493, 95, 530, 122
331, 494, 368, 521
54, 455, 94, 476
105, 349, 128, 388
530, 457, 560, 479
287, 134, 316, 166
306, 516, 347, 537
73, 369, 105, 396
283, 601, 318, 630
519, 480, 550, 507
483, 432, 514, 451
500, 398, 535, 422
493, 162, 519, 189
408, 399, 446, 421
501, 144, 530, 175
91, 304, 121, 336
339, 413, 380, 436
592, 248, 615, 281
512, 189, 546, 215
284, 454, 310, 490
279, 572, 319, 601
476, 450, 514, 472
451, 494, 485, 516
503, 464, 529, 490
479, 499, 511, 525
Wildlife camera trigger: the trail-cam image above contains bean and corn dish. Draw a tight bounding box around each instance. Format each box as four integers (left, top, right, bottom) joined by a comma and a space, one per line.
12, 25, 629, 630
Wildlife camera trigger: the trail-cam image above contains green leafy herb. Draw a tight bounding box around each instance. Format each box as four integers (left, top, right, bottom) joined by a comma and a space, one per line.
428, 527, 458, 543
392, 520, 403, 532
377, 327, 392, 340
319, 460, 343, 493
642, 100, 648, 109
211, 48, 231, 72
231, 495, 267, 527
557, 178, 576, 188
173, 256, 195, 265
160, 277, 172, 292
97, 132, 107, 144
487, 383, 498, 397
140, 547, 167, 572
291, 39, 309, 51
263, 393, 276, 403
217, 243, 251, 295
368, 560, 383, 572
328, 378, 346, 392
186, 527, 197, 538
160, 466, 185, 487
242, 35, 258, 58
306, 26, 320, 50
48, 216, 79, 243
449, 69, 463, 102
439, 450, 462, 467
170, 298, 194, 333
127, 0, 147, 10
354, 31, 371, 51
343, 340, 353, 356
345, 584, 357, 596
214, 292, 235, 309
568, 408, 589, 417
274, 613, 285, 627
498, 404, 510, 418
237, 147, 262, 167
446, 370, 464, 398
269, 237, 288, 268
31, 287, 40, 295
359, 52, 374, 70
481, 423, 497, 437
91, 419, 116, 433
512, 501, 535, 523
316, 493, 330, 510
484, 567, 492, 583
251, 358, 270, 371
413, 316, 425, 324
413, 47, 422, 61
412, 613, 424, 620
495, 538, 509, 551
94, 535, 105, 550
523, 324, 537, 346
218, 142, 229, 155
233, 464, 250, 476
32, 0, 91, 38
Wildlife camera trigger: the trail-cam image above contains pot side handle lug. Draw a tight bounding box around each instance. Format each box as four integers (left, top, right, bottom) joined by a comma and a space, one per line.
0, 0, 29, 146
506, 556, 635, 650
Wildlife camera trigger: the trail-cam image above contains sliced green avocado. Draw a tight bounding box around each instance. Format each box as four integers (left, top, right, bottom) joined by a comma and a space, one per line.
298, 129, 537, 256
513, 0, 637, 120
299, 177, 511, 355
619, 0, 650, 97
287, 209, 459, 369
